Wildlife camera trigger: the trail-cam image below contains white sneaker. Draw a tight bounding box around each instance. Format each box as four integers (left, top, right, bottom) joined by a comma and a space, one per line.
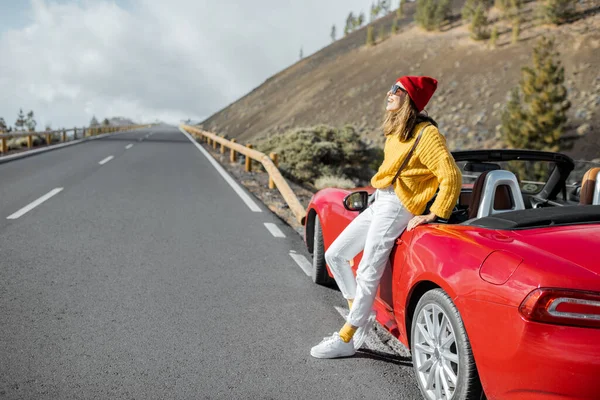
353, 312, 376, 350
310, 332, 356, 359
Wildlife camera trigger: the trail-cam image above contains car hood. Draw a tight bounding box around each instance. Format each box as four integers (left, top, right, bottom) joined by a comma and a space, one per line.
512, 224, 600, 277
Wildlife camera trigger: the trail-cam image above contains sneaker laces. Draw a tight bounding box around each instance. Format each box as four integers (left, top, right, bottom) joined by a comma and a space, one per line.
320, 332, 339, 344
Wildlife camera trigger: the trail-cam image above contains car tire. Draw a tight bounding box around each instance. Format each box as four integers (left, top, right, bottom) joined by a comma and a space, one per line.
411, 289, 483, 400
312, 215, 334, 286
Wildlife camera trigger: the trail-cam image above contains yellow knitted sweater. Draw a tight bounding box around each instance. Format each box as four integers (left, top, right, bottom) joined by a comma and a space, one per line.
370, 122, 462, 219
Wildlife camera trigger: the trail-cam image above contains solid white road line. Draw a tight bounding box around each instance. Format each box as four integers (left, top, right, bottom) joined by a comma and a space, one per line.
289, 252, 311, 276
178, 127, 261, 213
125, 144, 133, 150
7, 188, 64, 220
264, 223, 286, 238
98, 156, 114, 165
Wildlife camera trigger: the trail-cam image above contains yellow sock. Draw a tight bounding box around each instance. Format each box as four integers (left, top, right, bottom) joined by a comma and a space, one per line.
339, 323, 357, 343
347, 299, 354, 309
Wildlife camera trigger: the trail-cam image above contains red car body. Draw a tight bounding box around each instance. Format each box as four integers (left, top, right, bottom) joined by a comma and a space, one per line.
303, 150, 600, 399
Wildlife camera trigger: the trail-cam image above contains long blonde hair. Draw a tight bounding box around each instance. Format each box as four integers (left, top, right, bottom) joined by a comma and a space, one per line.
381, 95, 437, 141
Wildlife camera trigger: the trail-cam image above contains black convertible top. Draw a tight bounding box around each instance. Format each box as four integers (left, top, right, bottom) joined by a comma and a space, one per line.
465, 205, 600, 230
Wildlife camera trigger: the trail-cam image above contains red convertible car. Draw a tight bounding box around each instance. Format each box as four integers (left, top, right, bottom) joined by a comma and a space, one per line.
303, 150, 600, 400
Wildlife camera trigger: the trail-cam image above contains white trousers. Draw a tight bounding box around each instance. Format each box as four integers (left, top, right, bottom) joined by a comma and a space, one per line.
325, 185, 414, 327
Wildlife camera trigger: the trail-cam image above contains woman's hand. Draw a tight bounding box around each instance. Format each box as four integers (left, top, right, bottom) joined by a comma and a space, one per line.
407, 212, 437, 231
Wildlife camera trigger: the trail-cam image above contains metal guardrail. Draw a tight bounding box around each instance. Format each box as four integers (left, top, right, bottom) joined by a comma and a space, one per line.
181, 124, 307, 225
0, 125, 148, 153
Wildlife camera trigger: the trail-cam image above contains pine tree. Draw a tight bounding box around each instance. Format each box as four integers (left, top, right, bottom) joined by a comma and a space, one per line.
397, 0, 405, 18
366, 26, 375, 45
392, 17, 399, 34
15, 109, 26, 131
381, 0, 391, 14
357, 12, 365, 27
90, 116, 99, 127
0, 117, 7, 132
416, 0, 436, 30
345, 12, 355, 35
544, 0, 576, 25
501, 37, 571, 153
331, 25, 337, 42
512, 17, 520, 43
103, 118, 110, 126
490, 26, 499, 47
434, 0, 451, 29
462, 0, 478, 21
26, 110, 37, 132
299, 47, 303, 59
417, 0, 450, 31
378, 24, 386, 42
502, 88, 527, 148
470, 4, 490, 40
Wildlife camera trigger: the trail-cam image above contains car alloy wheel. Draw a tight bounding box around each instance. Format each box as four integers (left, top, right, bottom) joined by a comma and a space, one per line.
411, 289, 483, 400
414, 303, 459, 399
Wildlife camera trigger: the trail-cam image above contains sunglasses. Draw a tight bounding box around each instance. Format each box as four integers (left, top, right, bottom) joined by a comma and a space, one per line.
390, 84, 407, 95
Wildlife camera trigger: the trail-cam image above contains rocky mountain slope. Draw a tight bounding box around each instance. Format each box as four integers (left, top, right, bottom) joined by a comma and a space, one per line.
199, 0, 600, 162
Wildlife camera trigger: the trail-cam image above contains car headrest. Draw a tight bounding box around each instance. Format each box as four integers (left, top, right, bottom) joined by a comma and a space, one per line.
580, 167, 600, 205
468, 170, 525, 220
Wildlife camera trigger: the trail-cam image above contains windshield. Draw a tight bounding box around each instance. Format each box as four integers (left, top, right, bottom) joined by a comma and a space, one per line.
456, 160, 557, 195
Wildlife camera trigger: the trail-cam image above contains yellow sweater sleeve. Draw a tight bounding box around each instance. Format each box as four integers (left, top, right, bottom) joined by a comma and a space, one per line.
417, 126, 462, 219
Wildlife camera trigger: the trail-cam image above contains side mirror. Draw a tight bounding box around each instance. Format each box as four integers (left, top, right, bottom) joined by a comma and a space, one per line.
343, 191, 369, 212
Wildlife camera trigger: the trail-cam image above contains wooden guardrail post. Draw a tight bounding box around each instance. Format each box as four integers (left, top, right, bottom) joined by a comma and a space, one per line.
45, 132, 51, 145
220, 137, 226, 154
245, 144, 253, 172
213, 136, 218, 150
269, 153, 278, 189
1, 137, 7, 153
62, 129, 66, 142
27, 135, 33, 148
230, 139, 237, 163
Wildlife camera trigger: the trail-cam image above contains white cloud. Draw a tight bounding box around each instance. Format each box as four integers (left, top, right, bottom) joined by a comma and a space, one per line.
0, 0, 374, 128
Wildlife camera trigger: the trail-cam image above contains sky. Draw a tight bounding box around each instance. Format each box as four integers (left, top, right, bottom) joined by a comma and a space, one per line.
0, 0, 380, 129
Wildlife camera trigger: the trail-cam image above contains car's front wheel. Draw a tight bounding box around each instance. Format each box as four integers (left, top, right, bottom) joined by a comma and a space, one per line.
411, 289, 483, 400
312, 215, 334, 286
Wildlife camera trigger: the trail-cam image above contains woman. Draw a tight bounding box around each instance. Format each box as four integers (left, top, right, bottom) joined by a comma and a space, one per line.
311, 75, 462, 359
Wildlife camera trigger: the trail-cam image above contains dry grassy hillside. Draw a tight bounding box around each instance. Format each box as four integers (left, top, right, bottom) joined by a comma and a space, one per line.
199, 0, 600, 162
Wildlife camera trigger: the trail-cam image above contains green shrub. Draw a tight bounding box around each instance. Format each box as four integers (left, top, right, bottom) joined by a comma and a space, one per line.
315, 175, 356, 190
255, 125, 383, 187
543, 0, 576, 25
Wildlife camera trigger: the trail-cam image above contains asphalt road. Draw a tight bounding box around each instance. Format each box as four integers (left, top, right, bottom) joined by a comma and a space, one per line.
0, 126, 421, 399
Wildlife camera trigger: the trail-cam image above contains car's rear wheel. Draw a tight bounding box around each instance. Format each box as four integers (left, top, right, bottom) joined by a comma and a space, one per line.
312, 215, 334, 286
411, 289, 483, 400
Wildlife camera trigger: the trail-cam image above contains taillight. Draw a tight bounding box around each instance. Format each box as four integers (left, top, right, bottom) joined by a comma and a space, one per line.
519, 288, 600, 329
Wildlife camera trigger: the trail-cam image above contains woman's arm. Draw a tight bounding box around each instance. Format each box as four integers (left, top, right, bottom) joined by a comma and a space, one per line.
416, 126, 462, 220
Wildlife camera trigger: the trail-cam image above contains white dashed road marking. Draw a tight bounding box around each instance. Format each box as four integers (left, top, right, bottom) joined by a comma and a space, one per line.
99, 156, 114, 165
264, 223, 286, 238
7, 188, 64, 220
125, 144, 133, 149
289, 252, 311, 276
